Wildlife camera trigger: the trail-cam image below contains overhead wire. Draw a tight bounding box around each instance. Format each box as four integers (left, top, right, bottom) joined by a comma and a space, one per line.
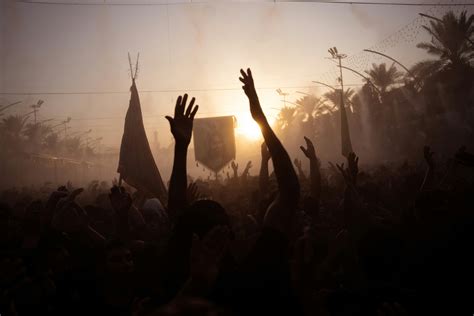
15, 0, 474, 6
0, 83, 366, 96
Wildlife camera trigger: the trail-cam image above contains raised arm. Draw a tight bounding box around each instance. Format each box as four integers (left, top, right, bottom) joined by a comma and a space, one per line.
293, 158, 307, 182
241, 161, 253, 185
166, 94, 199, 219
231, 161, 239, 180
332, 152, 359, 229
300, 136, 321, 207
259, 142, 271, 196
239, 68, 300, 233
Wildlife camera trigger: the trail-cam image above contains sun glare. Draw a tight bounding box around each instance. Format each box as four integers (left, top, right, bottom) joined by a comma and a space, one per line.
235, 116, 262, 141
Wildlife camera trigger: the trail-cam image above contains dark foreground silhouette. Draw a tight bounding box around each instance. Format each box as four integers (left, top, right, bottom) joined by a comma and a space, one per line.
1, 69, 474, 316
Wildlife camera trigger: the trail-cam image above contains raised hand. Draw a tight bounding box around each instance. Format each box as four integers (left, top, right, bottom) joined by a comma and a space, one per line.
166, 94, 199, 146
239, 68, 299, 235
329, 162, 352, 186
329, 152, 359, 189
239, 68, 265, 123
167, 95, 198, 218
300, 136, 317, 161
294, 158, 302, 170
231, 161, 239, 174
243, 161, 253, 175
186, 182, 201, 204
261, 142, 271, 162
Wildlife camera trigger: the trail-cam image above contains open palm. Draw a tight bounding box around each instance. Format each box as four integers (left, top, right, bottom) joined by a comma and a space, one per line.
166, 94, 199, 146
239, 68, 265, 123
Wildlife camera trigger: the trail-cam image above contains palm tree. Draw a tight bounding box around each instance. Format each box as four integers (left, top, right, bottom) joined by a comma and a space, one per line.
295, 95, 319, 121
412, 11, 474, 81
1, 114, 29, 138
23, 123, 52, 145
44, 133, 59, 152
62, 136, 82, 156
365, 63, 403, 94
295, 95, 334, 120
0, 114, 29, 152
276, 106, 296, 130
323, 88, 355, 111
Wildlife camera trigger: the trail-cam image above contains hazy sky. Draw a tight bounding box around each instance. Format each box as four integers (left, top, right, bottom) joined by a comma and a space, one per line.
1, 0, 472, 148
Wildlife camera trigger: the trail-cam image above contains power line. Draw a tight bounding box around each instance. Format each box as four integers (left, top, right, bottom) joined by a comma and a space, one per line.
15, 0, 474, 6
53, 110, 280, 123
0, 83, 366, 96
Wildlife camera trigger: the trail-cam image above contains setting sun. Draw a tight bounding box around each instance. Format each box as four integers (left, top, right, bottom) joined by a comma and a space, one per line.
235, 115, 262, 141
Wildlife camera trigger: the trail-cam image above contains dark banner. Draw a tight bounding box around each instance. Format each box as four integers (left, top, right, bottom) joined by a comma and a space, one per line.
193, 116, 236, 173
117, 80, 167, 203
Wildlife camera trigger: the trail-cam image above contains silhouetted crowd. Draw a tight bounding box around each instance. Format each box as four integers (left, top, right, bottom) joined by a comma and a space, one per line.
1, 69, 474, 316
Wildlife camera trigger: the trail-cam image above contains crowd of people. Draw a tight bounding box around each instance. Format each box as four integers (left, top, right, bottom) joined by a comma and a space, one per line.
1, 69, 474, 316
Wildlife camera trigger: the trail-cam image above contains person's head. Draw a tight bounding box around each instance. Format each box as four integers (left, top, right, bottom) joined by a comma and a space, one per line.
163, 200, 232, 297
103, 240, 134, 276
142, 198, 170, 241
175, 200, 230, 240
44, 245, 70, 278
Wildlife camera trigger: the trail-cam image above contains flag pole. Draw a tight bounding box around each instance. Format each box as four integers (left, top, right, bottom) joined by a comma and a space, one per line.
128, 52, 135, 81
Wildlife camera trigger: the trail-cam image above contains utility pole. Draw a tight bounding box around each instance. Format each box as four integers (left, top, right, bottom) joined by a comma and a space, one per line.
276, 88, 289, 107
62, 117, 72, 138
328, 46, 353, 156
30, 100, 44, 125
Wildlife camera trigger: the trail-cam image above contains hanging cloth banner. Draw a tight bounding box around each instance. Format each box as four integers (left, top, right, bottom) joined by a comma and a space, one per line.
117, 80, 168, 203
193, 116, 236, 173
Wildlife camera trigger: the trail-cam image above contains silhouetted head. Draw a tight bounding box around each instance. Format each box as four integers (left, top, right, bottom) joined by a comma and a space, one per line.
103, 239, 134, 276
163, 200, 232, 299
174, 200, 230, 239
